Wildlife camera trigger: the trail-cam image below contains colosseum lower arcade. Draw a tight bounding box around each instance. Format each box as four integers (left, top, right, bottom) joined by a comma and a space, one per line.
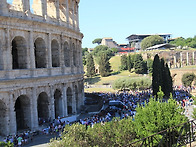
0, 0, 84, 136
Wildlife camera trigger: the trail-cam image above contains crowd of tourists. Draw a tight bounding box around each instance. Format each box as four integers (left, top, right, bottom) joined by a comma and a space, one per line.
2, 87, 194, 146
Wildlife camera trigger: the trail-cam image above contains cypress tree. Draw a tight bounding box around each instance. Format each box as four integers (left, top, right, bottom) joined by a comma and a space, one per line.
165, 63, 173, 96
98, 52, 111, 77
152, 54, 161, 96
134, 54, 145, 74
86, 54, 96, 77
127, 54, 133, 72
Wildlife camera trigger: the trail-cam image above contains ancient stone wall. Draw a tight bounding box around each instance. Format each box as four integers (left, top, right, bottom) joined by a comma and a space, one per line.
0, 0, 84, 136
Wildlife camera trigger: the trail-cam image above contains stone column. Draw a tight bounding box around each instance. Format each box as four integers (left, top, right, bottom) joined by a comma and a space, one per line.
192, 52, 195, 65
66, 0, 69, 27
47, 33, 52, 75
63, 84, 68, 116
75, 4, 79, 31
168, 61, 171, 68
30, 87, 39, 130
79, 42, 83, 73
5, 28, 12, 78
0, 0, 8, 15
56, 0, 60, 22
173, 56, 177, 68
22, 0, 30, 16
72, 1, 75, 29
186, 52, 189, 65
180, 52, 183, 67
29, 31, 36, 77
72, 83, 76, 114
9, 92, 17, 135
49, 85, 55, 119
42, 0, 47, 20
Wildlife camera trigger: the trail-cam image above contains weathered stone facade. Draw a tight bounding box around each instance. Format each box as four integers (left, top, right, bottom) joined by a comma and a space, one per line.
0, 0, 84, 136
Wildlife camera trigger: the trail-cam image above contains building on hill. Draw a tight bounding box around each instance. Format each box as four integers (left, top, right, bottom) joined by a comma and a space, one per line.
0, 0, 84, 136
126, 33, 171, 50
101, 37, 119, 48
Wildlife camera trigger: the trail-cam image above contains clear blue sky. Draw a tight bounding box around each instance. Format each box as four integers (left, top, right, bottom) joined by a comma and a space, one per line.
7, 0, 196, 48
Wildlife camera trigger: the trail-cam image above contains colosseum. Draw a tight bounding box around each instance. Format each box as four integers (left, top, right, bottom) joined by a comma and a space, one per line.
0, 0, 84, 136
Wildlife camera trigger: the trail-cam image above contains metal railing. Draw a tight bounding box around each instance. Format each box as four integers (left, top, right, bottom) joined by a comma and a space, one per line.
127, 119, 196, 147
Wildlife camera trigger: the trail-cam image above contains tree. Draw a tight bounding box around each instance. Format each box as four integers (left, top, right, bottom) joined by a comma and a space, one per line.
141, 35, 164, 50
92, 38, 102, 45
120, 54, 127, 70
147, 58, 153, 74
133, 54, 146, 74
82, 48, 89, 65
98, 52, 111, 77
127, 54, 133, 72
133, 96, 188, 144
181, 73, 195, 87
152, 54, 162, 96
86, 54, 96, 77
152, 55, 173, 97
92, 45, 113, 58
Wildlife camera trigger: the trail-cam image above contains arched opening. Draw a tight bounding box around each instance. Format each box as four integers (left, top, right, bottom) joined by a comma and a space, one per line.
31, 0, 42, 15
67, 87, 72, 115
37, 92, 49, 125
15, 95, 31, 131
75, 85, 79, 113
34, 38, 47, 68
51, 40, 60, 67
47, 0, 57, 18
64, 41, 70, 67
54, 89, 63, 118
12, 36, 28, 69
0, 100, 7, 136
72, 43, 76, 66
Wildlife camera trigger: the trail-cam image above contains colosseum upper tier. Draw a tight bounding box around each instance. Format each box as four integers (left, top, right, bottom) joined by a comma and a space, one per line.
0, 0, 84, 136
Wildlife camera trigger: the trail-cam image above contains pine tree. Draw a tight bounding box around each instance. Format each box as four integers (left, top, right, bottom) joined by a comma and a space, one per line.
86, 54, 95, 77
98, 52, 111, 77
120, 54, 128, 70
134, 54, 145, 74
127, 54, 133, 72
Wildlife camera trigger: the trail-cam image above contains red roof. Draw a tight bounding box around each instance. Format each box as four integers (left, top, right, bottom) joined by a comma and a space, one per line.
120, 47, 135, 51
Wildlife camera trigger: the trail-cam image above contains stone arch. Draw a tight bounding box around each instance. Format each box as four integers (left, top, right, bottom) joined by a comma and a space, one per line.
72, 43, 76, 66
0, 100, 7, 136
14, 95, 31, 131
63, 41, 70, 67
37, 92, 49, 125
11, 36, 28, 69
54, 89, 63, 118
74, 85, 79, 113
51, 39, 60, 67
34, 37, 47, 68
67, 87, 72, 115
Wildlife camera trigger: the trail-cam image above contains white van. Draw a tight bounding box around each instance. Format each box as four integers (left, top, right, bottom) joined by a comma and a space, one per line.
109, 100, 128, 109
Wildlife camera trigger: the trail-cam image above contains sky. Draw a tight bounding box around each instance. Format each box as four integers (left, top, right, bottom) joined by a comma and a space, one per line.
7, 0, 196, 48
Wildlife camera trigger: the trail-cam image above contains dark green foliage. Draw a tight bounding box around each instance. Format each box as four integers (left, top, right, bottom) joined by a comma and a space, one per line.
120, 54, 127, 70
134, 96, 188, 140
86, 54, 96, 77
98, 52, 111, 77
141, 35, 164, 50
181, 73, 195, 87
92, 38, 102, 45
0, 141, 13, 147
133, 54, 146, 74
92, 45, 113, 58
82, 48, 89, 65
127, 54, 133, 72
112, 77, 151, 90
169, 36, 196, 48
50, 118, 136, 147
147, 59, 153, 73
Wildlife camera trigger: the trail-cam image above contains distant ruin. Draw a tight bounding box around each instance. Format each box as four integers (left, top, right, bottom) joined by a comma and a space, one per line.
0, 0, 83, 136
